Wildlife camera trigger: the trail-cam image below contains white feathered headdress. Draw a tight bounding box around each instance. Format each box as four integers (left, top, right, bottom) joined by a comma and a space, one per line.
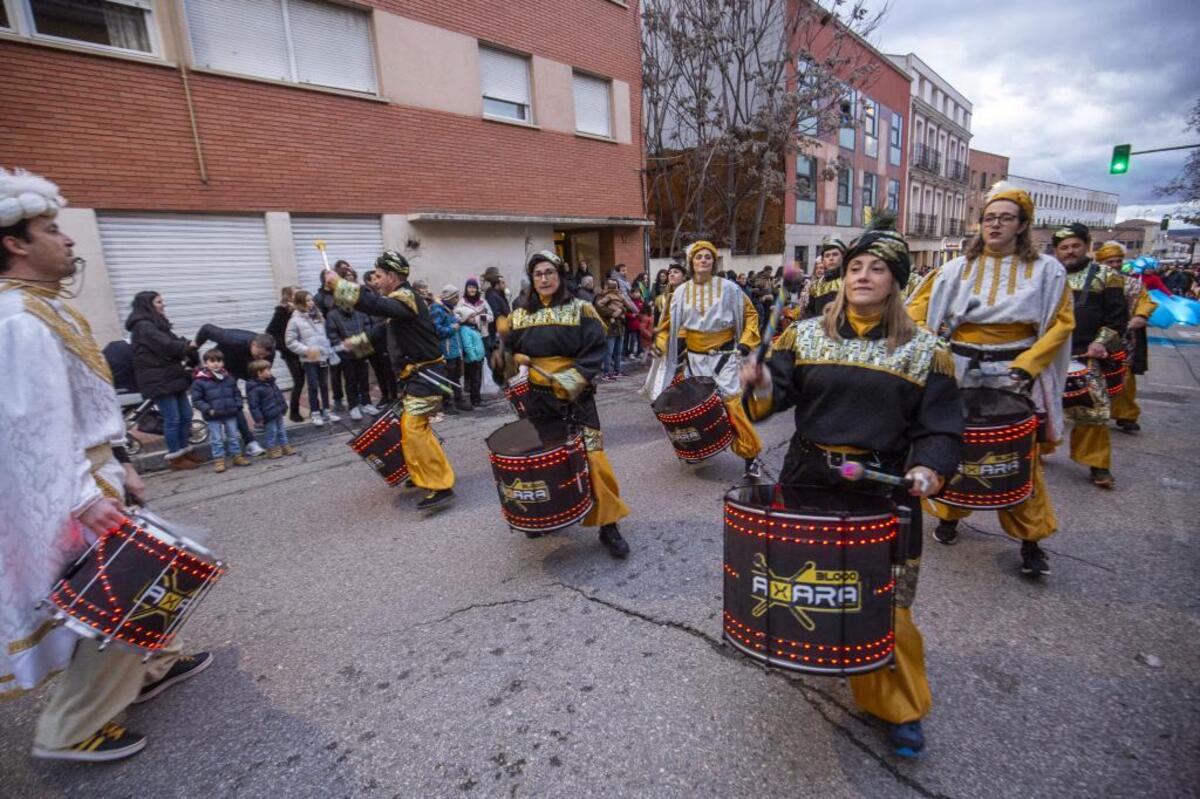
0, 167, 67, 227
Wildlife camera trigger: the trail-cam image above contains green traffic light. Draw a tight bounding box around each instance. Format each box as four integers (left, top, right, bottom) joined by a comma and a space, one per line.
1110, 144, 1131, 175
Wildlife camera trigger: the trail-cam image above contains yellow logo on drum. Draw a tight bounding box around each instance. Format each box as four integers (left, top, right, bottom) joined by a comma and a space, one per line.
667, 427, 701, 444
128, 570, 198, 624
500, 478, 550, 511
954, 451, 1020, 488
750, 554, 861, 631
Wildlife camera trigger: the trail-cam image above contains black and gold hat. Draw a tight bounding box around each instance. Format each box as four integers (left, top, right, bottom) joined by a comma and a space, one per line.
375, 250, 411, 275
843, 216, 911, 288
1051, 222, 1091, 247
526, 249, 566, 277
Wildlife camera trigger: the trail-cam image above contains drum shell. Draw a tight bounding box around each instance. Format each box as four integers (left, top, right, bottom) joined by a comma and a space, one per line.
722, 485, 896, 676
939, 388, 1037, 510
650, 377, 733, 463
48, 516, 224, 652
1062, 362, 1093, 409
1103, 350, 1126, 397
486, 420, 594, 534
504, 376, 531, 419
347, 404, 408, 486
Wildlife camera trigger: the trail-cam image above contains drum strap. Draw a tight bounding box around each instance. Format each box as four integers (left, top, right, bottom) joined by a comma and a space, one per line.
1073, 263, 1099, 309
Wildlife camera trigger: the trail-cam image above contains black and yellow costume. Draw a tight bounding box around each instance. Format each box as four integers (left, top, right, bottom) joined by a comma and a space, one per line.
803, 267, 842, 319
1111, 275, 1157, 426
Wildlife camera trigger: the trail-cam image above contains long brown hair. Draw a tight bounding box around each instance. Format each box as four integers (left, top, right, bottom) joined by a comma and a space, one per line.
821, 279, 916, 352
964, 206, 1040, 262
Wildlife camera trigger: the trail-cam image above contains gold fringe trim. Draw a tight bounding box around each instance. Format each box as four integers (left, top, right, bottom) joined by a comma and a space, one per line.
931, 344, 956, 377
18, 292, 113, 386
7, 620, 58, 655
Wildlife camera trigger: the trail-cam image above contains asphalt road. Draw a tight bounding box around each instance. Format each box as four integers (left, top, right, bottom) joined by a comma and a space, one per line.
3, 332, 1198, 798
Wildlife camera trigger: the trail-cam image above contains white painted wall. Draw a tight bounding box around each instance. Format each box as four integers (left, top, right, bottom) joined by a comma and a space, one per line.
381, 215, 555, 290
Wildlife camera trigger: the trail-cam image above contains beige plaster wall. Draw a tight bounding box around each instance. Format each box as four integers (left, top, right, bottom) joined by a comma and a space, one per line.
264, 212, 301, 293
373, 10, 481, 117
382, 215, 554, 289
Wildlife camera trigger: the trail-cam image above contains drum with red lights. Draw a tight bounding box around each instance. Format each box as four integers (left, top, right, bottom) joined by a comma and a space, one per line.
939, 387, 1037, 510
503, 374, 531, 419
723, 485, 900, 676
1062, 360, 1092, 409
650, 376, 733, 464
46, 510, 225, 653
1102, 350, 1127, 397
347, 403, 408, 486
486, 419, 593, 536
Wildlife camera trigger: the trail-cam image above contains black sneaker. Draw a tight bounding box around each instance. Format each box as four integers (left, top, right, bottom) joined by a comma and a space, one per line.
1020, 540, 1051, 576
743, 458, 763, 480
886, 720, 925, 758
132, 651, 214, 704
598, 523, 630, 558
1115, 419, 1140, 434
288, 412, 305, 424
417, 489, 455, 511
1090, 467, 1115, 489
32, 722, 146, 762
933, 520, 959, 545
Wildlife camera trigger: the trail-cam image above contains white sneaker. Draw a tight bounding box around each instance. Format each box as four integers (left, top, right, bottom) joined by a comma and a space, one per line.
350, 406, 363, 421
362, 404, 381, 416
324, 410, 341, 423
245, 441, 266, 457
311, 415, 325, 427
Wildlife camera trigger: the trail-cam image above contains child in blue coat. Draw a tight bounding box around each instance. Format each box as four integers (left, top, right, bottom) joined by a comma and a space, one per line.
190, 349, 249, 472
247, 360, 298, 459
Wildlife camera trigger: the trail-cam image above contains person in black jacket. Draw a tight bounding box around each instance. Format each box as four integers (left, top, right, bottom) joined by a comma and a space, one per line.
193, 323, 274, 456
362, 270, 397, 406
266, 286, 306, 423
125, 291, 199, 470
325, 300, 377, 421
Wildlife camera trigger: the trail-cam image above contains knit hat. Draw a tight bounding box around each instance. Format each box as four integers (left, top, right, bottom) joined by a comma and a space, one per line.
983, 181, 1035, 221
526, 250, 565, 276
0, 167, 67, 227
465, 276, 480, 290
1052, 222, 1091, 247
375, 250, 410, 276
686, 240, 718, 266
440, 283, 459, 302
819, 236, 846, 255
843, 214, 911, 289
1094, 241, 1126, 262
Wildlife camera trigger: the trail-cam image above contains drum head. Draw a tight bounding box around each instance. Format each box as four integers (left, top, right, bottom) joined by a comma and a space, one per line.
486, 419, 570, 455
725, 483, 893, 518
1068, 360, 1087, 373
652, 376, 718, 414
132, 509, 218, 560
959, 387, 1035, 424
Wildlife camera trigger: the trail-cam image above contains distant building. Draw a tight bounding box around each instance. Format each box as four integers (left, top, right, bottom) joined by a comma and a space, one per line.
964, 149, 1010, 236
1004, 175, 1120, 254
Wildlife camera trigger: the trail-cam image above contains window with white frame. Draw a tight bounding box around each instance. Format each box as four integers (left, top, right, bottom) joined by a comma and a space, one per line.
863, 99, 878, 158
573, 72, 612, 138
887, 179, 900, 213
837, 167, 853, 227
861, 172, 877, 212
185, 0, 377, 94
838, 91, 856, 150
889, 112, 903, 166
480, 45, 532, 123
795, 156, 816, 224
14, 0, 157, 54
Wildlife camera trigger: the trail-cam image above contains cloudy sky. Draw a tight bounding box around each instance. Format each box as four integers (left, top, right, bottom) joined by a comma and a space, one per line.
861, 0, 1199, 226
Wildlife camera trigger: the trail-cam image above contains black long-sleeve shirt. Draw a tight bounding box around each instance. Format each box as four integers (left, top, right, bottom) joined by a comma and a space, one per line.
1066, 260, 1129, 355
332, 279, 442, 371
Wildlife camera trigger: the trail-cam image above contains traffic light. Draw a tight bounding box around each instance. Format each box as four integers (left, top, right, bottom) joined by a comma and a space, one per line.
1161, 215, 1170, 231
1110, 144, 1131, 174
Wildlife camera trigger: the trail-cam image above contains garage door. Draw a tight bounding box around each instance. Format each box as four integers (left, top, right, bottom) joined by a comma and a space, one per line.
290, 216, 383, 292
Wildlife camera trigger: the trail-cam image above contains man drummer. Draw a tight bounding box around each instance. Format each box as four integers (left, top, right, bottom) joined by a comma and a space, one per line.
1096, 242, 1156, 434
803, 236, 846, 318
0, 167, 212, 761
324, 251, 456, 510
907, 183, 1074, 576
498, 250, 631, 558
742, 218, 963, 757
650, 241, 765, 478
1052, 224, 1129, 488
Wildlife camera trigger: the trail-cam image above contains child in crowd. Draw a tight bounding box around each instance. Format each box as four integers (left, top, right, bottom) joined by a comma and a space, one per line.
247, 359, 298, 459
190, 349, 250, 472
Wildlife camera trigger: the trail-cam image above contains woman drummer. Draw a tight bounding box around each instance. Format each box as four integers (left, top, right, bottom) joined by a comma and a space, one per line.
497, 251, 631, 558
741, 220, 963, 757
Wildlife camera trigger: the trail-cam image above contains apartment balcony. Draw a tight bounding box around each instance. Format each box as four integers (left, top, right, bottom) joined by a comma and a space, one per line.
912, 144, 942, 175
947, 160, 969, 183
946, 219, 964, 238
908, 212, 939, 238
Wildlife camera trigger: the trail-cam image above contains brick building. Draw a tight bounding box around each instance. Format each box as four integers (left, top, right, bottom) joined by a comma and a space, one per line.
0, 0, 648, 345
964, 149, 1010, 237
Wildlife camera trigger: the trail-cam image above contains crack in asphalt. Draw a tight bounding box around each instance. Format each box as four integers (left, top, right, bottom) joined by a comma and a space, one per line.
957, 522, 1117, 573
412, 595, 553, 630
552, 581, 953, 799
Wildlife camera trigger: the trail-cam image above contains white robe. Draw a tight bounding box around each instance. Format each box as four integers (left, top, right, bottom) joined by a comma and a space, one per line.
649, 277, 748, 399
0, 286, 125, 698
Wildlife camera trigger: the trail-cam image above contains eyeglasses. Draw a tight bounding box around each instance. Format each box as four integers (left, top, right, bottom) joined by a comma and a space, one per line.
982, 213, 1019, 226
532, 269, 558, 279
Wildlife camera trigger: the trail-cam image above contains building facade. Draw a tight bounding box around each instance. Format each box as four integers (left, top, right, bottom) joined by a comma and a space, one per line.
784, 35, 910, 272
1003, 175, 1120, 255
886, 53, 972, 270
964, 149, 1010, 236
1, 0, 648, 346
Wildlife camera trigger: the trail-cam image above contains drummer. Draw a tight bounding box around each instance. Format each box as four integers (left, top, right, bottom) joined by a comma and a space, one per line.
803, 235, 846, 318
323, 251, 456, 510
907, 183, 1074, 577
650, 241, 765, 478
741, 219, 963, 757
497, 251, 631, 558
1099, 242, 1157, 433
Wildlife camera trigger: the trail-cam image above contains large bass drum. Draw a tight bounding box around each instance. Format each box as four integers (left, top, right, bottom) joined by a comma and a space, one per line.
938, 387, 1037, 510
486, 419, 593, 535
650, 376, 733, 463
347, 403, 408, 486
723, 485, 901, 676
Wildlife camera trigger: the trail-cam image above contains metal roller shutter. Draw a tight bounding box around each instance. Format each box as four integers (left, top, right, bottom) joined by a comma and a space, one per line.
289, 216, 383, 291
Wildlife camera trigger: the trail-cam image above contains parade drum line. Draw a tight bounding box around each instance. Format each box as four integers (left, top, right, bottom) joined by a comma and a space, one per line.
46, 510, 225, 653
723, 485, 901, 676
486, 419, 593, 535
650, 376, 733, 464
1102, 349, 1127, 397
1062, 360, 1092, 409
348, 402, 409, 486
504, 374, 531, 419
938, 387, 1038, 510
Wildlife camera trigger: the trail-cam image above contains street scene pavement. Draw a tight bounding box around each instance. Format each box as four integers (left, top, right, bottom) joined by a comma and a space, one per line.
2, 332, 1198, 798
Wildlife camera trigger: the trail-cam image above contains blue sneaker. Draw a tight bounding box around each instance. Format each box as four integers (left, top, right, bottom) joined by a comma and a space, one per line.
887, 720, 925, 758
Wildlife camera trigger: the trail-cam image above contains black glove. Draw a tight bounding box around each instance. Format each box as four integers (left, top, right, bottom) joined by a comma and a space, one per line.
1007, 367, 1033, 390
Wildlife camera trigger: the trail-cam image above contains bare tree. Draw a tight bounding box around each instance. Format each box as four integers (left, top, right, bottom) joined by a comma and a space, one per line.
643, 0, 887, 257
1153, 97, 1200, 226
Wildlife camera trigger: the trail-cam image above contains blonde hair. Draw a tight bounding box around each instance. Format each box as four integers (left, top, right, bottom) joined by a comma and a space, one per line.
821, 278, 915, 351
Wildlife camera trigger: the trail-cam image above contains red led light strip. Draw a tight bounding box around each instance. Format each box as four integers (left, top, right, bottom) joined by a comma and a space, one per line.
723, 617, 894, 666
655, 394, 723, 424
963, 416, 1038, 444
723, 613, 894, 652
723, 563, 740, 579
503, 492, 593, 529
677, 430, 734, 461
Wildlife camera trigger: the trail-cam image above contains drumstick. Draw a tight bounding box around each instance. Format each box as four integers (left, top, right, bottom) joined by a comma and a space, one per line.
314, 239, 332, 273
755, 269, 796, 363
836, 461, 919, 491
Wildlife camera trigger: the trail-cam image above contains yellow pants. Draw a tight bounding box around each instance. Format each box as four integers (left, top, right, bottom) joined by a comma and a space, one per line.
582, 450, 630, 527
34, 638, 181, 750
849, 608, 931, 724
926, 445, 1057, 541
724, 396, 762, 459
401, 411, 455, 491
1110, 372, 1140, 422
1070, 423, 1111, 470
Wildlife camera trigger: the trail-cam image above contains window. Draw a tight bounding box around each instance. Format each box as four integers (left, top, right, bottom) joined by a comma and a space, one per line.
479, 46, 532, 122
572, 72, 612, 137
0, 3, 10, 27
185, 0, 377, 94
793, 246, 809, 269
889, 112, 902, 166
838, 91, 856, 150
795, 156, 816, 224
863, 99, 878, 158
862, 172, 876, 211
27, 0, 155, 53
837, 167, 853, 227
887, 179, 900, 213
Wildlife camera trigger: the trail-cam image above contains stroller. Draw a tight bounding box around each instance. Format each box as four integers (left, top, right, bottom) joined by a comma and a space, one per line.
106, 340, 208, 456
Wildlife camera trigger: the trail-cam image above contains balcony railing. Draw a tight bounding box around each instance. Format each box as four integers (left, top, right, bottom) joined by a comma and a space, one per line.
946, 219, 964, 238
912, 144, 942, 174
947, 160, 969, 183
908, 212, 939, 238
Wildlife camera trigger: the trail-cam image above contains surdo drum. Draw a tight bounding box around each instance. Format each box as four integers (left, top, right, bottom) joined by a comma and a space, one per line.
46, 510, 225, 653
723, 485, 902, 676
347, 403, 409, 486
503, 374, 531, 419
1102, 349, 1127, 397
650, 376, 733, 463
1062, 360, 1092, 409
486, 419, 593, 535
938, 387, 1038, 510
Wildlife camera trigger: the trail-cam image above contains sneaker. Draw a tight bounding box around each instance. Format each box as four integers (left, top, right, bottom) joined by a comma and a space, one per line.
350, 406, 363, 421
933, 520, 959, 545
743, 458, 763, 480
362, 404, 381, 416
131, 652, 214, 704
169, 456, 200, 472
886, 720, 925, 758
267, 447, 283, 460
1020, 540, 1051, 576
231, 454, 252, 467
32, 722, 146, 762
417, 488, 455, 511
599, 523, 630, 558
311, 415, 325, 427
324, 410, 341, 423
281, 445, 299, 456
1115, 420, 1140, 434
245, 441, 266, 457
1090, 467, 1115, 489
333, 402, 347, 413
213, 458, 227, 473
